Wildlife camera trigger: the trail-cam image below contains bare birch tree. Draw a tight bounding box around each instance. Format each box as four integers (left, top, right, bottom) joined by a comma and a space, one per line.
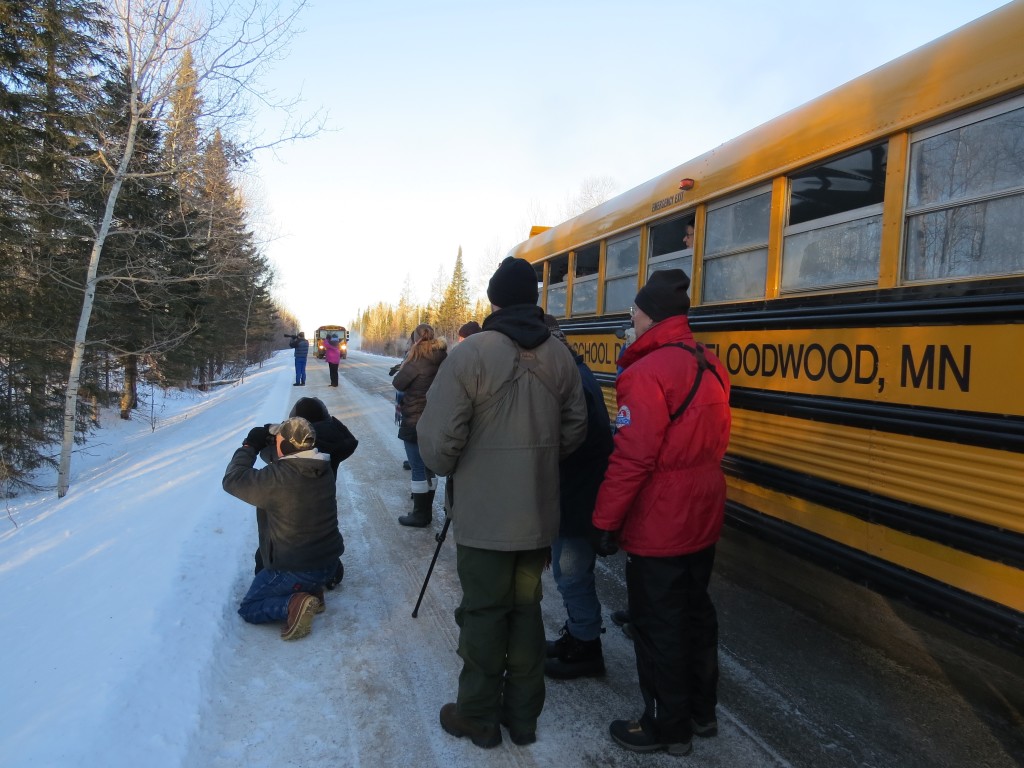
57, 0, 317, 497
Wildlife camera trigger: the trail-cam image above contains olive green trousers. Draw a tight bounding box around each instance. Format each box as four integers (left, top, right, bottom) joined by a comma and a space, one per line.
454, 544, 548, 733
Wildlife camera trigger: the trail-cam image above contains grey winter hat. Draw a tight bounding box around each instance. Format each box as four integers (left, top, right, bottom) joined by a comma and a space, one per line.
269, 416, 316, 452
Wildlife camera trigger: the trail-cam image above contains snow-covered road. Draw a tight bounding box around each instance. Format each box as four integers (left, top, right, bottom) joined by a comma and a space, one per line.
181, 352, 787, 768
4, 350, 1019, 768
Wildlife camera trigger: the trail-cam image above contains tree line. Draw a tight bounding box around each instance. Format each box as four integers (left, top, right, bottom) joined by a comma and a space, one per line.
353, 247, 493, 356
352, 175, 619, 357
0, 0, 311, 496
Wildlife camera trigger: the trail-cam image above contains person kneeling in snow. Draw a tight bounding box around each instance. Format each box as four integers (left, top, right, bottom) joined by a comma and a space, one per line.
222, 416, 345, 641
252, 396, 357, 590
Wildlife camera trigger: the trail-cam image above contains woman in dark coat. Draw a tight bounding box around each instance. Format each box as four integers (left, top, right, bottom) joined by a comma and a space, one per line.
392, 323, 447, 526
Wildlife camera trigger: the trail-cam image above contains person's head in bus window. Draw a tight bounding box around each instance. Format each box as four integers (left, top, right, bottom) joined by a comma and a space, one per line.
683, 223, 695, 250
633, 269, 690, 336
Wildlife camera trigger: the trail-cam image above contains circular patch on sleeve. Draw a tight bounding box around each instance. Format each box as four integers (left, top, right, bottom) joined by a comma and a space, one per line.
615, 405, 631, 428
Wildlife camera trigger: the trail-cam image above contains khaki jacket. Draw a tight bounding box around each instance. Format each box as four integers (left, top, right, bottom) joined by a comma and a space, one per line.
417, 308, 587, 551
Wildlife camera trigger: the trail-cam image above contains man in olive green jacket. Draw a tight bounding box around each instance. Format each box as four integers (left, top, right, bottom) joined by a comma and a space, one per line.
417, 257, 587, 749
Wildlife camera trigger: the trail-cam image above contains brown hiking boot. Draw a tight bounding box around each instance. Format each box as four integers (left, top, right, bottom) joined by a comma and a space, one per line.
439, 703, 501, 748
281, 593, 320, 640
310, 587, 326, 614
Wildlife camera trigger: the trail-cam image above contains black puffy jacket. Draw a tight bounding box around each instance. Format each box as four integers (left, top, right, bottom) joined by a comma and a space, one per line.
223, 447, 344, 571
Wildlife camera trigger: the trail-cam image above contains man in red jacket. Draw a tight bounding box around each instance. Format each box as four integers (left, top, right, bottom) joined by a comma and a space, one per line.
592, 269, 731, 756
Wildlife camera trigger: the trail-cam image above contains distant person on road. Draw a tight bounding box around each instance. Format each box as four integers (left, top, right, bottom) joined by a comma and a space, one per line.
392, 324, 447, 527
223, 417, 345, 641
252, 396, 358, 591
543, 315, 614, 680
417, 256, 587, 749
592, 269, 731, 756
323, 334, 342, 387
288, 332, 309, 386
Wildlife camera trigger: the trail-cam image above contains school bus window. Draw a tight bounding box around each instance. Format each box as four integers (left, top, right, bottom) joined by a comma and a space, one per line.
532, 262, 544, 301
782, 144, 886, 292
545, 254, 569, 317
572, 244, 600, 315
648, 216, 694, 279
603, 231, 640, 313
904, 100, 1024, 282
703, 190, 770, 303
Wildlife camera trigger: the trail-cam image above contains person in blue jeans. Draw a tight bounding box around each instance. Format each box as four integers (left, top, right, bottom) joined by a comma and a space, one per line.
391, 324, 447, 527
288, 331, 309, 385
543, 315, 614, 678
222, 417, 345, 640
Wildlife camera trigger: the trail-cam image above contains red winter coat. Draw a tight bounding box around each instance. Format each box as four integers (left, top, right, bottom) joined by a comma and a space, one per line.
592, 315, 731, 557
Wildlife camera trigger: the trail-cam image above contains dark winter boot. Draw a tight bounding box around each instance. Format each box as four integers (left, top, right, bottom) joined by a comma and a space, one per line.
544, 630, 605, 679
399, 492, 433, 527
546, 623, 572, 658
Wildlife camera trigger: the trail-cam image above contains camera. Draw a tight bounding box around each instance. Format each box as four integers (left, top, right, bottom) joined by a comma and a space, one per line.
283, 333, 297, 339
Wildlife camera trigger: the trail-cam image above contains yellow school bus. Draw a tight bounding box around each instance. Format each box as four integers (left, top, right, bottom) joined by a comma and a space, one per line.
314, 325, 348, 359
507, 3, 1024, 646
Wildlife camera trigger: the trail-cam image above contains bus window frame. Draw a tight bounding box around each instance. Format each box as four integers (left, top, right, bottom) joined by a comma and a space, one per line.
544, 253, 571, 317
571, 242, 601, 316
602, 228, 641, 314
902, 93, 1024, 285
701, 185, 772, 304
647, 213, 696, 281
781, 141, 889, 295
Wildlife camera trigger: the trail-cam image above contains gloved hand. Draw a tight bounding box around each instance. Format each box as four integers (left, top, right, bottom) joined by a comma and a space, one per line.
243, 426, 271, 450
591, 527, 619, 557
388, 363, 401, 376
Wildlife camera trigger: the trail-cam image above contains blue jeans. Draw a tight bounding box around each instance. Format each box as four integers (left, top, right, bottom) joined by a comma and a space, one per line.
551, 535, 602, 641
404, 440, 436, 493
294, 356, 307, 384
237, 566, 334, 624
404, 440, 427, 482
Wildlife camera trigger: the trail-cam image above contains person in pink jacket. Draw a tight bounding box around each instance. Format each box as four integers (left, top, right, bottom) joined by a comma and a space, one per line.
592, 269, 731, 757
323, 335, 341, 387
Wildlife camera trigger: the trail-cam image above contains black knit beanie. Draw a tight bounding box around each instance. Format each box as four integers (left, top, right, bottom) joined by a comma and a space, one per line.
458, 321, 481, 338
291, 396, 328, 423
634, 269, 691, 322
487, 257, 538, 308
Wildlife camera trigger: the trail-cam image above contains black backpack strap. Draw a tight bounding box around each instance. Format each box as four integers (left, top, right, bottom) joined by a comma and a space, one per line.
661, 342, 725, 422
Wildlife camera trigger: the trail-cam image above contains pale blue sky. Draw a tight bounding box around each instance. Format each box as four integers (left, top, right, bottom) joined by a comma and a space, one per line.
249, 0, 1009, 332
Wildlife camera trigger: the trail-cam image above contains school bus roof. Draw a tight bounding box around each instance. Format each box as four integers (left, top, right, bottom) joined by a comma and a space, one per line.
509, 1, 1024, 263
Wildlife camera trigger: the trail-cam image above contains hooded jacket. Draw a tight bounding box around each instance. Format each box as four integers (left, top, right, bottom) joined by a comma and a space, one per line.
323, 336, 342, 365
287, 397, 358, 475
223, 446, 344, 571
393, 338, 447, 442
592, 314, 731, 556
559, 354, 614, 538
417, 303, 588, 551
